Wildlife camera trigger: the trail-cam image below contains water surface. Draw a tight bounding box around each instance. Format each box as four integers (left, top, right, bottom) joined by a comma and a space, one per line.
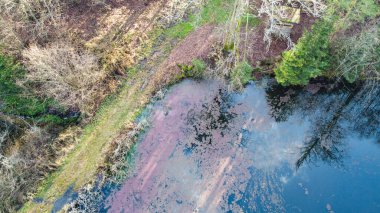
104, 79, 380, 212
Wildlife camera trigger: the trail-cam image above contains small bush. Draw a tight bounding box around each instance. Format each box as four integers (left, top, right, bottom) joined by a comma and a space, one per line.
274, 20, 333, 86
22, 42, 105, 113
191, 59, 207, 78
177, 59, 207, 79
230, 60, 253, 89
333, 26, 380, 83
330, 0, 380, 29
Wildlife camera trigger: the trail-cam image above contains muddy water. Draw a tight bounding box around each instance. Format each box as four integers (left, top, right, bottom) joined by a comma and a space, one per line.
103, 79, 380, 212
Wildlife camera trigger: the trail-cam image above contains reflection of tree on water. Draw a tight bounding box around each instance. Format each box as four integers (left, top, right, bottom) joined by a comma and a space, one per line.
265, 83, 303, 122
295, 115, 345, 169
295, 85, 361, 169
266, 81, 380, 168
82, 79, 380, 212
183, 85, 293, 212
184, 88, 237, 154
346, 86, 380, 142
224, 168, 288, 213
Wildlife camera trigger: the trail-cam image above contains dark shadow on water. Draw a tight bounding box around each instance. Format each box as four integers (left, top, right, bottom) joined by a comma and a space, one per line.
184, 88, 237, 155
266, 79, 380, 169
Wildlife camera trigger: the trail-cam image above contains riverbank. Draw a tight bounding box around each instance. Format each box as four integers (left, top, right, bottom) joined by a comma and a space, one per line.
20, 0, 236, 211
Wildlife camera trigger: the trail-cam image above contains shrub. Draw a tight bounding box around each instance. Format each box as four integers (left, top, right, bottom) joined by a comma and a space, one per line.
191, 59, 207, 78
0, 126, 57, 212
0, 0, 62, 54
22, 42, 105, 113
274, 20, 333, 86
177, 59, 207, 79
329, 0, 380, 29
230, 60, 253, 89
333, 26, 380, 83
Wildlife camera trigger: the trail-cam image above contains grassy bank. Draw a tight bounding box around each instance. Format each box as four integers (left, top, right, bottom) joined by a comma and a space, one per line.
20, 0, 235, 212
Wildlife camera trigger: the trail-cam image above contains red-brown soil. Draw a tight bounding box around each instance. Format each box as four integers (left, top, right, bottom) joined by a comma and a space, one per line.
153, 24, 217, 86
166, 25, 216, 66
63, 0, 159, 41
245, 13, 316, 66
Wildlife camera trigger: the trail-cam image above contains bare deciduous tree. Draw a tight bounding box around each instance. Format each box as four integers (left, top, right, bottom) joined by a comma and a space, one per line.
212, 0, 251, 81
258, 0, 327, 49
334, 25, 380, 84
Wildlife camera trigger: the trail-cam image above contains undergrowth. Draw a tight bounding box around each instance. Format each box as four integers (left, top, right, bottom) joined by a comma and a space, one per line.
165, 0, 235, 40
274, 0, 380, 86
0, 54, 76, 125
177, 59, 207, 79
230, 60, 254, 89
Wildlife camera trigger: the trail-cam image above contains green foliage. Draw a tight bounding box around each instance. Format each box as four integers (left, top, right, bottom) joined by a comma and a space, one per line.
274, 20, 334, 86
177, 63, 193, 77
38, 114, 78, 125
165, 21, 194, 40
329, 0, 380, 29
177, 59, 207, 79
0, 55, 48, 116
125, 66, 139, 77
231, 60, 254, 89
333, 27, 380, 83
198, 0, 234, 25
165, 0, 235, 40
0, 54, 75, 124
191, 59, 207, 77
223, 42, 235, 55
